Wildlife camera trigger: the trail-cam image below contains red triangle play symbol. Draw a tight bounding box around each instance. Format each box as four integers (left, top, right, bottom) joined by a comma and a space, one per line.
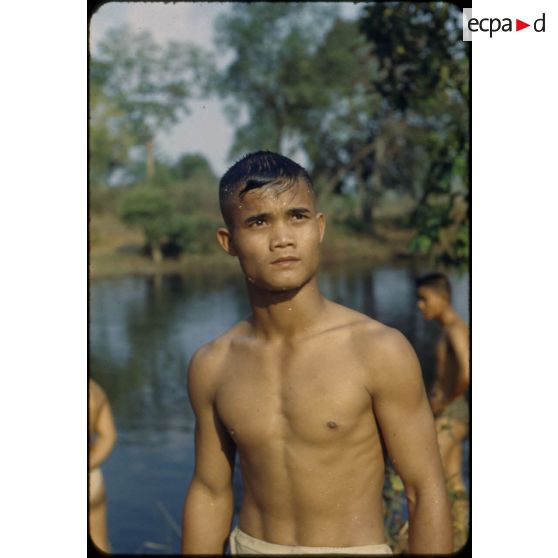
516, 19, 530, 31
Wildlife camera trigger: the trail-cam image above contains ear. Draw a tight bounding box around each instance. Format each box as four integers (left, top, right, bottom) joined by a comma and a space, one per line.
316, 213, 326, 243
216, 227, 237, 256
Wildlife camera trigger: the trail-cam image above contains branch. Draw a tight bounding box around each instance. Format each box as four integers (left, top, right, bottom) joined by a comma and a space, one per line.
320, 140, 377, 197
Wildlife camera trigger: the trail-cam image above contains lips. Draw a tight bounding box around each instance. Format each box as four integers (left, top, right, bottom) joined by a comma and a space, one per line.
271, 256, 300, 265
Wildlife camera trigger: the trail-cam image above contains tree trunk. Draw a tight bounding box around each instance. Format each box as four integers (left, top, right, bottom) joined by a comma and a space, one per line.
150, 241, 163, 264
146, 138, 155, 181
356, 165, 375, 233
361, 187, 374, 229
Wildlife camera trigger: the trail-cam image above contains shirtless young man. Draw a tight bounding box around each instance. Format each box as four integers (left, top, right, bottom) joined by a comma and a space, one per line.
181, 151, 452, 555
416, 273, 470, 548
89, 378, 117, 552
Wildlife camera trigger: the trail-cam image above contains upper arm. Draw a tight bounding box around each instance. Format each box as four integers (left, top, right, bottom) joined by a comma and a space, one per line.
187, 346, 236, 495
448, 325, 470, 387
95, 398, 117, 446
370, 330, 445, 491
90, 380, 116, 442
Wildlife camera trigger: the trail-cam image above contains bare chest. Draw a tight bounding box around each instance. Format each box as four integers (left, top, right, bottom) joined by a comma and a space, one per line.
214, 342, 373, 449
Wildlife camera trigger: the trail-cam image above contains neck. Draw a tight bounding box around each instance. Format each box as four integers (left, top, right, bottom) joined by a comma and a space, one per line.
437, 304, 458, 327
247, 277, 326, 340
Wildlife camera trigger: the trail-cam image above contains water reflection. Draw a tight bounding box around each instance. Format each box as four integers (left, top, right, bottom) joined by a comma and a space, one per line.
89, 264, 469, 553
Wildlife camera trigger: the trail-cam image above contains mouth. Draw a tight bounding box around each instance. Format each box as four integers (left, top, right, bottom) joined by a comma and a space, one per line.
270, 256, 300, 266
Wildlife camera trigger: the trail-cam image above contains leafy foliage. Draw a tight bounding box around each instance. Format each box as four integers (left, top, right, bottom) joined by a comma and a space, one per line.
173, 153, 213, 181
118, 187, 173, 246
359, 2, 470, 266
90, 25, 211, 181
91, 3, 469, 269
213, 2, 339, 157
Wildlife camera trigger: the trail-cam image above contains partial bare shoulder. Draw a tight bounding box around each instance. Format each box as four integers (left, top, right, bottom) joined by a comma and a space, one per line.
357, 320, 416, 365
89, 378, 108, 408
345, 316, 422, 395
323, 300, 384, 334
447, 317, 469, 337
321, 300, 406, 352
187, 320, 252, 403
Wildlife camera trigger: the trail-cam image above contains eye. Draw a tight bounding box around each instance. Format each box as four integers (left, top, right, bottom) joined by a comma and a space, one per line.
291, 212, 308, 221
249, 218, 266, 227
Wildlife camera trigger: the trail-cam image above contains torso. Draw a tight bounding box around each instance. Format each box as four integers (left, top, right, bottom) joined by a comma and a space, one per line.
209, 303, 388, 546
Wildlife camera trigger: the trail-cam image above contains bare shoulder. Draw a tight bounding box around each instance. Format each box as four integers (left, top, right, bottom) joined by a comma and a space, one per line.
446, 316, 469, 346
89, 378, 107, 409
325, 301, 412, 355
187, 320, 251, 404
326, 303, 422, 393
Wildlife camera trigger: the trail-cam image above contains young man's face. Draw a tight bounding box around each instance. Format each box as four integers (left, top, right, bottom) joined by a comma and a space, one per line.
218, 182, 325, 292
416, 286, 448, 320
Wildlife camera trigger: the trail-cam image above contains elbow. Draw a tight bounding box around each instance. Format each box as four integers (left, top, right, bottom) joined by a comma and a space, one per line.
404, 484, 417, 510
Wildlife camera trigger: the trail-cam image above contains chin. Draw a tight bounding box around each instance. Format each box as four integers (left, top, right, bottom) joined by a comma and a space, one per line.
258, 272, 311, 293
263, 279, 305, 292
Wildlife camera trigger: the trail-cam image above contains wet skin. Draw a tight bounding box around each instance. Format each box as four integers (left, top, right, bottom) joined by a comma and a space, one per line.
417, 286, 470, 484
182, 184, 452, 553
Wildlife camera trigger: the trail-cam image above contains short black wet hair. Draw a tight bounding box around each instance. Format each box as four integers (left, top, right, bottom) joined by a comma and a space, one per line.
415, 272, 451, 300
219, 151, 314, 226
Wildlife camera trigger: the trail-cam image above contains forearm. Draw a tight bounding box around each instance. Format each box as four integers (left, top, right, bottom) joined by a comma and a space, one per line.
182, 479, 234, 554
406, 483, 453, 554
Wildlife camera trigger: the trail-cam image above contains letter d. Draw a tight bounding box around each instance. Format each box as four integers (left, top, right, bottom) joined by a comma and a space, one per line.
534, 13, 545, 32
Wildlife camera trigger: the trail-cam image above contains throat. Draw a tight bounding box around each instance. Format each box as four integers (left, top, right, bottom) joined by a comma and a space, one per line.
250, 288, 328, 340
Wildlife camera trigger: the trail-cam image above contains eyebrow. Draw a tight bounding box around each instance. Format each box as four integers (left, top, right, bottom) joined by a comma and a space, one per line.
287, 207, 312, 216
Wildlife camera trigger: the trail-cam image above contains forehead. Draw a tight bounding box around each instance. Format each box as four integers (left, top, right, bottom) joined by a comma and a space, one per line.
417, 285, 439, 298
233, 181, 315, 214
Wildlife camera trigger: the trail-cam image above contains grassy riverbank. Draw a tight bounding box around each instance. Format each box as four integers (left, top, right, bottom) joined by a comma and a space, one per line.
90, 213, 419, 280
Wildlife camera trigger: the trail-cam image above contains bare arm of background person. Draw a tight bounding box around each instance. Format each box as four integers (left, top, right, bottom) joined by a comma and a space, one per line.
181, 346, 236, 555
371, 330, 453, 554
89, 382, 117, 470
447, 324, 470, 399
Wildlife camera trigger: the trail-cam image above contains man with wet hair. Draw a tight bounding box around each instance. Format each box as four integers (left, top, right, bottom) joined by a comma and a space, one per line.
181, 151, 452, 555
416, 272, 470, 549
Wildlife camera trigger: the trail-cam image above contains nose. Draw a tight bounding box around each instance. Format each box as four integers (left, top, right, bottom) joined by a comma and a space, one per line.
270, 221, 295, 250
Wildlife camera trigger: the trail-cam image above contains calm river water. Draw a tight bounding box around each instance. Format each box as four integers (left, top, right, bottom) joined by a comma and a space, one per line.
89, 262, 469, 554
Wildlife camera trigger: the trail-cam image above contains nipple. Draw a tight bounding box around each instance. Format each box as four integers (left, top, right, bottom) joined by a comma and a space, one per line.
326, 421, 338, 429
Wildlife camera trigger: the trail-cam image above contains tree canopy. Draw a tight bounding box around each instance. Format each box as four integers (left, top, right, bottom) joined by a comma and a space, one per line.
90, 3, 470, 268
90, 25, 211, 182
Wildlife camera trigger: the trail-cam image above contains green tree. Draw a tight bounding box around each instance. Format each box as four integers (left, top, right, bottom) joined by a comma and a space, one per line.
89, 70, 135, 188
119, 187, 173, 263
213, 2, 339, 158
91, 25, 209, 180
359, 2, 470, 266
173, 153, 212, 181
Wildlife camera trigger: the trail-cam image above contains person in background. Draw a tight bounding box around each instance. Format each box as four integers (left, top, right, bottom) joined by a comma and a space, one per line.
416, 272, 470, 550
181, 151, 452, 555
89, 378, 117, 552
